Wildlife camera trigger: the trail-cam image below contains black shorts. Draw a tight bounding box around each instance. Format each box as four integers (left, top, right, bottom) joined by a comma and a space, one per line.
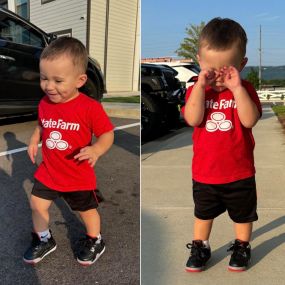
192, 176, 258, 223
32, 180, 99, 211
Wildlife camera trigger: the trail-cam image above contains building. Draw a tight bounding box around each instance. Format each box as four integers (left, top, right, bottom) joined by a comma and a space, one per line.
141, 56, 193, 63
1, 0, 140, 94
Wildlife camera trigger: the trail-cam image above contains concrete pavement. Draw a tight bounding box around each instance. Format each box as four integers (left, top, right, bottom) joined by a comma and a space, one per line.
141, 105, 285, 285
102, 102, 140, 119
102, 92, 140, 119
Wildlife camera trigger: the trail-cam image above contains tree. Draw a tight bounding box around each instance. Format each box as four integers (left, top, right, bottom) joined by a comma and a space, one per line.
175, 22, 205, 64
245, 67, 259, 90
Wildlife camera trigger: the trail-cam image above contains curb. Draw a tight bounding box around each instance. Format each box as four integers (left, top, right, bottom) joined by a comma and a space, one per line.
102, 102, 140, 119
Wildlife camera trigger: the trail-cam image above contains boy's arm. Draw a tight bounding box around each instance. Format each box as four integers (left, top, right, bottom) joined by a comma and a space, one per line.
222, 66, 260, 128
184, 82, 206, 126
232, 86, 260, 128
28, 125, 42, 164
184, 69, 218, 126
74, 130, 114, 167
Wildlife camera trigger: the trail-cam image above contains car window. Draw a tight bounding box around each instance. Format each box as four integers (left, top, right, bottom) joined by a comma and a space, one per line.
0, 14, 45, 47
183, 64, 201, 74
141, 65, 162, 76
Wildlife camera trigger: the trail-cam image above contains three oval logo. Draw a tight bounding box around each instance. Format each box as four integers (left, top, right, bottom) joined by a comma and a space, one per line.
206, 112, 232, 132
46, 131, 69, 150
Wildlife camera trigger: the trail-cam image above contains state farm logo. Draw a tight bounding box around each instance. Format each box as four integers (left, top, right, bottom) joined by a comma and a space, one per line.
46, 131, 68, 150
206, 112, 232, 132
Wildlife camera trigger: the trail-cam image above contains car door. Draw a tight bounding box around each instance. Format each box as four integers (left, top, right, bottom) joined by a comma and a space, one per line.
0, 11, 46, 116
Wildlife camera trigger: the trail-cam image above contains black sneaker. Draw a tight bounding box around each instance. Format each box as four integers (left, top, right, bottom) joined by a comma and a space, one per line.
227, 239, 251, 271
185, 240, 211, 272
23, 232, 57, 264
76, 235, 105, 266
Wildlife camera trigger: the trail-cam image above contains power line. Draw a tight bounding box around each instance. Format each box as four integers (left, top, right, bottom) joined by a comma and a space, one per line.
259, 25, 262, 89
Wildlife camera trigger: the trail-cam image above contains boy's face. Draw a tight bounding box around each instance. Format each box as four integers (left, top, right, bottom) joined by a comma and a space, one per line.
198, 45, 247, 92
40, 55, 87, 104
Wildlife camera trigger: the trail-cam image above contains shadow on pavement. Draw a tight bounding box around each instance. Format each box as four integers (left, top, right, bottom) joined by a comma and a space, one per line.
0, 132, 87, 282
0, 132, 39, 283
114, 129, 140, 156
207, 215, 285, 270
141, 210, 166, 285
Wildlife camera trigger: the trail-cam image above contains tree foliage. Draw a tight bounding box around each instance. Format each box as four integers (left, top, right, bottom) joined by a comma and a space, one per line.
175, 22, 205, 64
245, 67, 259, 89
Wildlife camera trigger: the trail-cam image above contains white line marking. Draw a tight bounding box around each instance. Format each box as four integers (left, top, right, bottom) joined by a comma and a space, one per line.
0, 146, 29, 156
0, 122, 140, 157
114, 122, 140, 130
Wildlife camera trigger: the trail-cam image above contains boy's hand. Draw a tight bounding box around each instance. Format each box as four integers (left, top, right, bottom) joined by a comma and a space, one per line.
220, 66, 242, 92
28, 143, 38, 164
74, 146, 100, 167
198, 69, 219, 88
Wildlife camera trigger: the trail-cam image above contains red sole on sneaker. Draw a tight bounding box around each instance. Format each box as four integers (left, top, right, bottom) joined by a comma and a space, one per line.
185, 268, 203, 273
228, 267, 246, 272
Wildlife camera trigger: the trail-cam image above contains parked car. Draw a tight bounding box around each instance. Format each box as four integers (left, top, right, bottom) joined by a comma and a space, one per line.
147, 62, 200, 88
0, 7, 105, 117
141, 63, 185, 140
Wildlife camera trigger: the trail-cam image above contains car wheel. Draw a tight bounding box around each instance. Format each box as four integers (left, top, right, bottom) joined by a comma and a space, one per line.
80, 77, 102, 101
165, 103, 180, 128
141, 91, 162, 140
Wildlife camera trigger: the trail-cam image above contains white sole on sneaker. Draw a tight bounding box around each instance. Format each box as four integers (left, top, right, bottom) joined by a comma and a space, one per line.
77, 246, 105, 266
23, 245, 57, 264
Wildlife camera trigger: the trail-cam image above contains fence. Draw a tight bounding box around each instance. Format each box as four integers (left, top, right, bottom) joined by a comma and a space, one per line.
257, 90, 285, 102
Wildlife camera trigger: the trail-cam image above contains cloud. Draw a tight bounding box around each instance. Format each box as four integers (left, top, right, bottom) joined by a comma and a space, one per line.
254, 12, 280, 21
264, 16, 280, 21
254, 13, 269, 18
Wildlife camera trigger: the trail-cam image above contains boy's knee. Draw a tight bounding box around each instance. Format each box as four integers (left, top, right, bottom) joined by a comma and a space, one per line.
30, 195, 51, 212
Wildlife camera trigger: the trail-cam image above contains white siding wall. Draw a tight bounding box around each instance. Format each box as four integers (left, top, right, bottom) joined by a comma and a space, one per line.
89, 0, 107, 75
132, 0, 140, 91
106, 0, 138, 92
30, 0, 87, 45
29, 0, 140, 93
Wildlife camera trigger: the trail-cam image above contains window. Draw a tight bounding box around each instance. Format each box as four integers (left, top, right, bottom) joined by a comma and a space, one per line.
15, 0, 29, 19
0, 16, 45, 47
52, 29, 72, 38
0, 0, 8, 9
41, 0, 55, 4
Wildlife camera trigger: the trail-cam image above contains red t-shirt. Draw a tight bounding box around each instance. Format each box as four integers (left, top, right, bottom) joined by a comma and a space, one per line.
34, 93, 114, 191
181, 80, 262, 184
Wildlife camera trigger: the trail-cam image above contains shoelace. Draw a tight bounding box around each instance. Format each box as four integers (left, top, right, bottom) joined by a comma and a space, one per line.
186, 242, 204, 260
227, 242, 248, 258
78, 237, 101, 250
78, 238, 94, 249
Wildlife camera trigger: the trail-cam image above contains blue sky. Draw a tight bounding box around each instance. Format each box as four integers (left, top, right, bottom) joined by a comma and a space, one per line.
142, 0, 285, 66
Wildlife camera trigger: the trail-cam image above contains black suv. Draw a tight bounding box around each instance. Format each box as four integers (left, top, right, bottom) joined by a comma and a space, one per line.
0, 7, 105, 117
141, 63, 185, 140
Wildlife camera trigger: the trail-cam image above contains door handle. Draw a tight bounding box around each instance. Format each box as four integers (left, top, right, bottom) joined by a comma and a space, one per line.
0, 55, 15, 61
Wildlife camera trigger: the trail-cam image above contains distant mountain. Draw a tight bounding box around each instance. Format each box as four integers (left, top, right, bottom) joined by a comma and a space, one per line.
241, 66, 285, 80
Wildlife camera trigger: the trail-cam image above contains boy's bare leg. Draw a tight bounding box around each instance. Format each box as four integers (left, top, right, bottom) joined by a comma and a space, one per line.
234, 222, 252, 242
193, 218, 214, 240
30, 195, 52, 232
78, 208, 101, 237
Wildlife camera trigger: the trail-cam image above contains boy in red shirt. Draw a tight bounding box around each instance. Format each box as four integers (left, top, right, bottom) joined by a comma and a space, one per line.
23, 37, 114, 266
182, 18, 262, 272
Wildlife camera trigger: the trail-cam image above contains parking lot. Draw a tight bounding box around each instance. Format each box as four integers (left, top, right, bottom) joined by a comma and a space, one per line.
0, 116, 140, 285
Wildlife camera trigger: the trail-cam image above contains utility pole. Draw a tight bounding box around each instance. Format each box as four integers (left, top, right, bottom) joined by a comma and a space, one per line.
259, 25, 262, 90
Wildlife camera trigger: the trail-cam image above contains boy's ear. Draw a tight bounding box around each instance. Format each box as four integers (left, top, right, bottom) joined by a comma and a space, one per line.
197, 54, 200, 63
76, 74, 88, 88
239, 57, 248, 71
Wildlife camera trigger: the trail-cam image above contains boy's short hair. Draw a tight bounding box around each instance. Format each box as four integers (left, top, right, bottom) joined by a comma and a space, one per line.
40, 37, 88, 73
199, 17, 247, 58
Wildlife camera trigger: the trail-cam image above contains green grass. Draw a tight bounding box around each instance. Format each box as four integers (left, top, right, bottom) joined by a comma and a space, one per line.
272, 105, 285, 116
102, 96, 140, 103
